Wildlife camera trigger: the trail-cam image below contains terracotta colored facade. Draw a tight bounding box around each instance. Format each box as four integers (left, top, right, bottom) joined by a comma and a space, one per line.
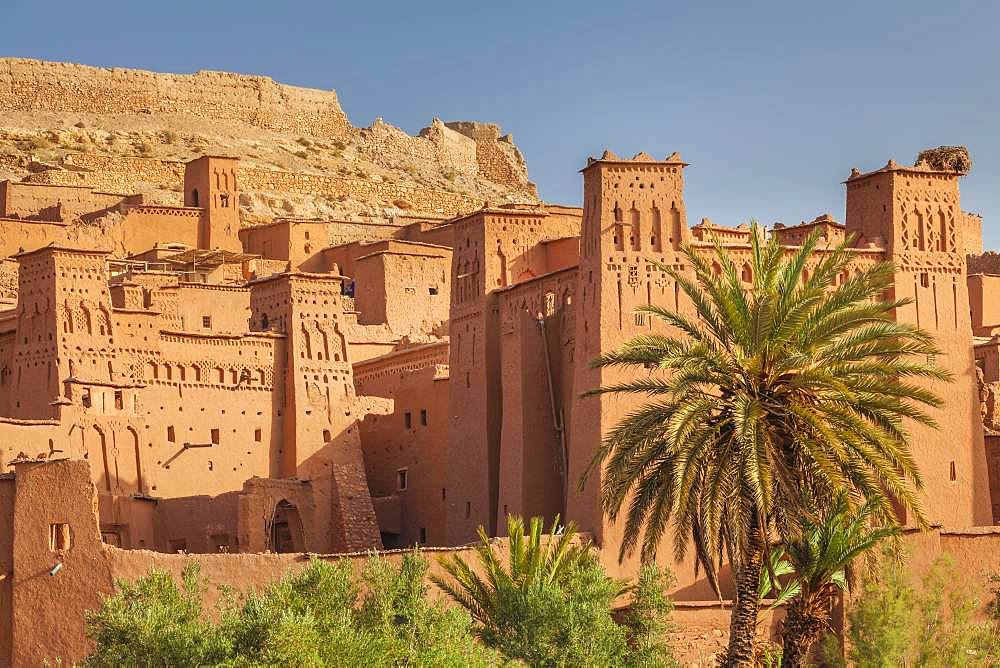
1, 147, 1000, 663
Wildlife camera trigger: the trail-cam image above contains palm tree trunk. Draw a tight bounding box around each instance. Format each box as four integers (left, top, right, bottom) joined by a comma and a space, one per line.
723, 521, 765, 667
780, 595, 829, 668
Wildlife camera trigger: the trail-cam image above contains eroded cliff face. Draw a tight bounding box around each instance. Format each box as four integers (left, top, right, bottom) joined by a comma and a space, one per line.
0, 58, 537, 223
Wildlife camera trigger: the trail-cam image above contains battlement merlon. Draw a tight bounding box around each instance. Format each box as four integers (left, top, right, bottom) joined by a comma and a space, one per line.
580, 149, 689, 172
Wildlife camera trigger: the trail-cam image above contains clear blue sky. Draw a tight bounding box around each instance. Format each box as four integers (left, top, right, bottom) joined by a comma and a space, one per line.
6, 1, 999, 248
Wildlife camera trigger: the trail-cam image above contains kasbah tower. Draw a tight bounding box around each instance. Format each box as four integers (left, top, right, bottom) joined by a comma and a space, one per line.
1, 59, 999, 664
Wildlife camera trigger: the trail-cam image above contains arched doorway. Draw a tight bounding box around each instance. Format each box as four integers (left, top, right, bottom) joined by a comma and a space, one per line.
269, 500, 305, 553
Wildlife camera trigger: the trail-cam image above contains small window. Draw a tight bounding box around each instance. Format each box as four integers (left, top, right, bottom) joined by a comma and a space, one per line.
100, 531, 122, 547
114, 390, 124, 410
169, 539, 188, 554
254, 428, 262, 442
419, 527, 427, 544
211, 428, 220, 445
323, 429, 331, 441
49, 523, 71, 551
167, 425, 176, 442
634, 312, 647, 326
404, 412, 412, 429
429, 286, 439, 295
950, 461, 957, 481
465, 501, 471, 519
404, 287, 416, 295
442, 487, 446, 500
202, 316, 212, 329
920, 273, 930, 288
81, 387, 92, 408
420, 409, 428, 426
304, 230, 310, 240
397, 468, 408, 491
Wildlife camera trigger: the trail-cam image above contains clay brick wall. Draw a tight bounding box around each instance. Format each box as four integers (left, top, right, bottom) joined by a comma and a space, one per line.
0, 58, 352, 139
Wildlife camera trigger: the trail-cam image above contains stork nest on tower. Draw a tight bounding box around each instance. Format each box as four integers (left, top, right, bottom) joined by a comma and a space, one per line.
915, 145, 972, 173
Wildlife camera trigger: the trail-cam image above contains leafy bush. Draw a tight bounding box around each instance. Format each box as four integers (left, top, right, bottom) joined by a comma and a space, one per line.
85, 521, 679, 667
83, 563, 228, 666
434, 515, 678, 667
822, 555, 1000, 667
85, 553, 503, 667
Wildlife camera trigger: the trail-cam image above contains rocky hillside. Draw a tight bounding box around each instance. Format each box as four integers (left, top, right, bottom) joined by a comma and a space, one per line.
0, 58, 537, 224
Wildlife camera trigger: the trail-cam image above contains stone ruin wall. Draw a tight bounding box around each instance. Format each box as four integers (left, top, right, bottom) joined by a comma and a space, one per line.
21, 153, 486, 217
359, 118, 476, 181
445, 121, 532, 193
0, 58, 352, 139
0, 60, 538, 198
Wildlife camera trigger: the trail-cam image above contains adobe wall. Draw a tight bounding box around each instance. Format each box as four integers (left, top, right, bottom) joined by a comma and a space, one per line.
0, 206, 203, 260
0, 58, 352, 139
447, 207, 584, 543
359, 365, 450, 547
3, 457, 757, 666
0, 476, 12, 668
963, 212, 984, 255
495, 267, 578, 532
969, 274, 1000, 337
354, 246, 451, 335
353, 341, 450, 399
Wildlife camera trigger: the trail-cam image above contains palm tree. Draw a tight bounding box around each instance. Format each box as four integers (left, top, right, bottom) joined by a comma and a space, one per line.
583, 222, 947, 666
430, 514, 594, 641
772, 497, 899, 667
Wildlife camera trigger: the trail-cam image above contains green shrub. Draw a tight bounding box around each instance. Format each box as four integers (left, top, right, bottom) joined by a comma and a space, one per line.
434, 515, 678, 667
85, 554, 504, 667
84, 528, 678, 667
835, 555, 1000, 667
83, 563, 228, 667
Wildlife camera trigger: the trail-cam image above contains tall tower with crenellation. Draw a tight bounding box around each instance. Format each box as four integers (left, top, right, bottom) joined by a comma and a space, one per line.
845, 159, 992, 527
568, 150, 697, 574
